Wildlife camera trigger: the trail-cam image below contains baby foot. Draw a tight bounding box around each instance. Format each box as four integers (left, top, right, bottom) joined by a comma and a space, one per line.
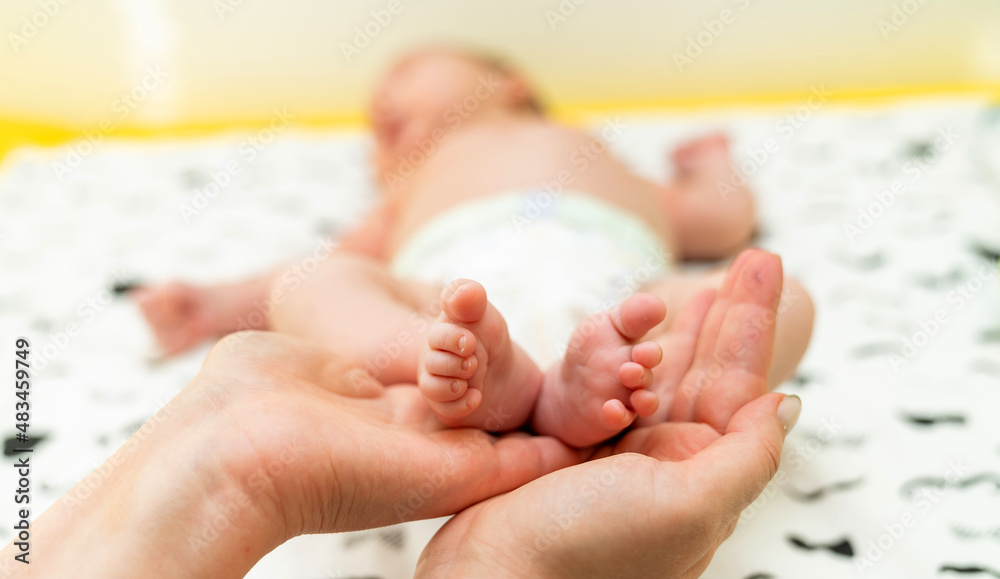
671, 133, 731, 182
532, 293, 667, 448
418, 280, 544, 430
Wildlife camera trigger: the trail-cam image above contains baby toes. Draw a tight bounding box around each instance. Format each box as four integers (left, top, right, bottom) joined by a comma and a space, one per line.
619, 340, 661, 389
423, 350, 477, 380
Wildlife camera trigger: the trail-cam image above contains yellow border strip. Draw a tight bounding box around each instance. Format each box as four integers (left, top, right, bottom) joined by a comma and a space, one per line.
550, 81, 1000, 122
0, 113, 370, 164
2, 81, 998, 162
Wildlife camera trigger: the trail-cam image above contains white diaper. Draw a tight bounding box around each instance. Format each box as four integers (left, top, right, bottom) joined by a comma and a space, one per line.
390, 191, 673, 367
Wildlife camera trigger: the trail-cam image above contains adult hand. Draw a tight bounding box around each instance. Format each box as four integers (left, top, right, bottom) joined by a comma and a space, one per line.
1, 331, 579, 578
415, 249, 800, 579
640, 248, 785, 431
190, 332, 580, 534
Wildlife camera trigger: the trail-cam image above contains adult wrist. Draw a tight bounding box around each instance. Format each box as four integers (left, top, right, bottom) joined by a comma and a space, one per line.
0, 391, 286, 577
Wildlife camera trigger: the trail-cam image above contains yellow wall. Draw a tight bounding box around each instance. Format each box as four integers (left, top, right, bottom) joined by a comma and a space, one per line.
1, 0, 998, 158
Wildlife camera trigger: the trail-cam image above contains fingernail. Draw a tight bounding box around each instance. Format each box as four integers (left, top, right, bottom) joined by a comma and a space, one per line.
458, 335, 467, 352
777, 394, 801, 434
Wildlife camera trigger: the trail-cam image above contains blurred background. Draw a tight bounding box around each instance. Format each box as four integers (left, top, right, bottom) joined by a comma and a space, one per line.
2, 0, 999, 154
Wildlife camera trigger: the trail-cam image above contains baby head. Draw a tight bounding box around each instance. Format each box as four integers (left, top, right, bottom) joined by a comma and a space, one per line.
370, 47, 542, 175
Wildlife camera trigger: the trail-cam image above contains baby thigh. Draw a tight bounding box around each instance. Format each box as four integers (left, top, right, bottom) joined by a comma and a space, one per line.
268, 251, 442, 385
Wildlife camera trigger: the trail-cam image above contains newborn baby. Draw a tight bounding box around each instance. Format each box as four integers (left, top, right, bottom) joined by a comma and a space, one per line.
136, 48, 813, 447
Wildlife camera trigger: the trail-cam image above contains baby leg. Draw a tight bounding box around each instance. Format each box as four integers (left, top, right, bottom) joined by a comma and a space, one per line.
269, 252, 440, 386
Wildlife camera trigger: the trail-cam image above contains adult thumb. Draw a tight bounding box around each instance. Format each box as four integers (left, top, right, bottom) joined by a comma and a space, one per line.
684, 393, 801, 521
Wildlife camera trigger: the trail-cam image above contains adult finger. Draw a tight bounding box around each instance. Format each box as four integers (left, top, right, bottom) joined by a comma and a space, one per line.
665, 251, 754, 423
680, 393, 800, 523
613, 421, 720, 462
206, 332, 385, 398
691, 251, 782, 430
637, 288, 716, 427
671, 250, 783, 431
399, 429, 583, 522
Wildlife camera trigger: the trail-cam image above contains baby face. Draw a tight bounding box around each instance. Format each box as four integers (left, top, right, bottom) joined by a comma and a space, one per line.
369, 51, 517, 174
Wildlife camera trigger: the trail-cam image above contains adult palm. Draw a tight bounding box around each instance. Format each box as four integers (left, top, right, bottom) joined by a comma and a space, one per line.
415, 249, 792, 579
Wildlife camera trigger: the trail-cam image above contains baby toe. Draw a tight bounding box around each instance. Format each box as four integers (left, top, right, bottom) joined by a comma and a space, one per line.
428, 388, 483, 425
428, 323, 477, 356
630, 389, 660, 418
631, 341, 663, 368
614, 294, 667, 340
601, 399, 634, 431
443, 280, 488, 324
419, 372, 468, 403
619, 361, 653, 390
424, 350, 477, 379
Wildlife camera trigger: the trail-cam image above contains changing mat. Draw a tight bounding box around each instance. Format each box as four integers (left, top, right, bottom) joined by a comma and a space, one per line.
1, 100, 998, 578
